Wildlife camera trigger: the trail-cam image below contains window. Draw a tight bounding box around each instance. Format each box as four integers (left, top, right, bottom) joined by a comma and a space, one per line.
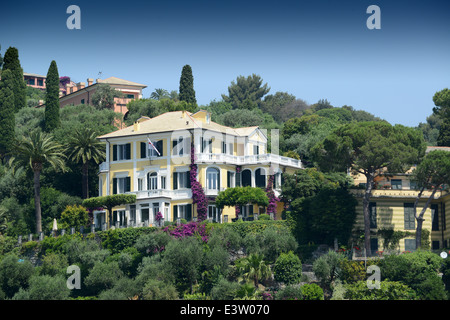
432, 241, 440, 250
173, 204, 192, 221
138, 178, 144, 191
126, 94, 135, 99
141, 140, 163, 158
240, 205, 253, 218
113, 143, 131, 161
431, 204, 439, 231
161, 176, 166, 189
391, 179, 402, 190
81, 99, 85, 104
227, 171, 235, 188
208, 205, 220, 222
113, 177, 130, 194
404, 239, 416, 252
27, 78, 35, 85
173, 136, 190, 156
173, 171, 190, 189
404, 203, 415, 230
255, 168, 266, 188
130, 205, 136, 224
253, 145, 259, 155
37, 79, 44, 86
409, 180, 418, 190
201, 137, 212, 153
153, 203, 160, 221
207, 167, 220, 190
242, 169, 251, 187
112, 210, 127, 227
369, 202, 377, 229
147, 172, 158, 190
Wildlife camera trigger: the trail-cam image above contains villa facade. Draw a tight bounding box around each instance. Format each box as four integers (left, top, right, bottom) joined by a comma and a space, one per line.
94, 110, 303, 229
350, 146, 450, 253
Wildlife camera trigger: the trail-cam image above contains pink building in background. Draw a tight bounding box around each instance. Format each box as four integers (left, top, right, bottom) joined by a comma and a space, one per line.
59, 76, 147, 116
23, 72, 46, 90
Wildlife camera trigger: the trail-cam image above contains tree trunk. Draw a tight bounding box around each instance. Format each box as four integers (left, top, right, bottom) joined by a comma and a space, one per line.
415, 187, 438, 249
33, 169, 42, 234
82, 161, 89, 199
363, 172, 375, 255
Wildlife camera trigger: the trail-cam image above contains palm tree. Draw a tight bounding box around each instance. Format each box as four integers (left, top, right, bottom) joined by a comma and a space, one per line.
9, 130, 66, 233
236, 253, 272, 287
150, 88, 169, 100
66, 128, 105, 199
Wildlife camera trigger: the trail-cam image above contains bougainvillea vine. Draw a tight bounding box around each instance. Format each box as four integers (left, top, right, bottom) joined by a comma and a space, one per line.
190, 142, 208, 221
265, 174, 280, 219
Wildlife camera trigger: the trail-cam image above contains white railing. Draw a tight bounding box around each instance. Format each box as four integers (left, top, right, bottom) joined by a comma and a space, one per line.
204, 187, 225, 196
128, 189, 192, 200
195, 153, 303, 169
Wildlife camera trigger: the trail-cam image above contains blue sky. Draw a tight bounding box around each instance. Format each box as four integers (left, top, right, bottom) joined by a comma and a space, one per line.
1, 0, 450, 127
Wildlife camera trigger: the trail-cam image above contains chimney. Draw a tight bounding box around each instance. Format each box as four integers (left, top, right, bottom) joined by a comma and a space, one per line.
65, 83, 71, 95
77, 82, 85, 90
72, 85, 77, 93
96, 78, 102, 83
87, 78, 94, 86
133, 122, 140, 132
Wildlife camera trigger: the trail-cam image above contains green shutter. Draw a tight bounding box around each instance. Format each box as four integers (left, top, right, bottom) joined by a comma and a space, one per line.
404, 203, 415, 230
140, 142, 146, 158
173, 205, 178, 221
173, 172, 178, 190
369, 202, 377, 228
186, 204, 192, 221
113, 145, 117, 161
126, 143, 131, 159
126, 177, 131, 192
157, 140, 163, 157
113, 178, 117, 194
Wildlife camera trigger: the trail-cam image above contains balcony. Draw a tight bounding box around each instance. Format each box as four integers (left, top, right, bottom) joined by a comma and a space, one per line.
350, 188, 448, 199
99, 162, 109, 172
204, 187, 225, 196
127, 188, 192, 200
195, 153, 303, 169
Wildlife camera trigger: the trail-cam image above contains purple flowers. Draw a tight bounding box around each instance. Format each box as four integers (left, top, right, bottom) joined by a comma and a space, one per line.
155, 211, 163, 222
164, 221, 210, 243
265, 175, 280, 218
190, 143, 208, 221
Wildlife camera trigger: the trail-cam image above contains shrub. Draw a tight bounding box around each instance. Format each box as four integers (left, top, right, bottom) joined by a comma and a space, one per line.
12, 275, 70, 300
163, 237, 203, 294
97, 227, 157, 254
0, 254, 34, 298
60, 205, 90, 230
242, 225, 297, 263
301, 283, 324, 300
84, 261, 124, 295
273, 251, 302, 285
312, 250, 345, 289
258, 214, 271, 220
142, 279, 178, 300
98, 277, 140, 300
210, 278, 240, 300
40, 252, 69, 277
274, 285, 303, 300
207, 226, 242, 251
134, 230, 171, 255
344, 280, 416, 300
379, 250, 445, 299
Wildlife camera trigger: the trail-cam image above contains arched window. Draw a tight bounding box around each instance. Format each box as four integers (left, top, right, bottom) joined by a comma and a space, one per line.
206, 167, 220, 190
242, 169, 252, 187
147, 172, 158, 190
255, 168, 266, 188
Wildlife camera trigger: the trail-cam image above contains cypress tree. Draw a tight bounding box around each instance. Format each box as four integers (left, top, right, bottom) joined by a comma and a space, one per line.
0, 69, 16, 158
178, 64, 197, 105
2, 47, 26, 112
44, 60, 60, 132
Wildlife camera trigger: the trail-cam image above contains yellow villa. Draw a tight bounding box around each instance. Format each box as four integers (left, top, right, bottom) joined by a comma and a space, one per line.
350, 146, 450, 253
94, 110, 303, 229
